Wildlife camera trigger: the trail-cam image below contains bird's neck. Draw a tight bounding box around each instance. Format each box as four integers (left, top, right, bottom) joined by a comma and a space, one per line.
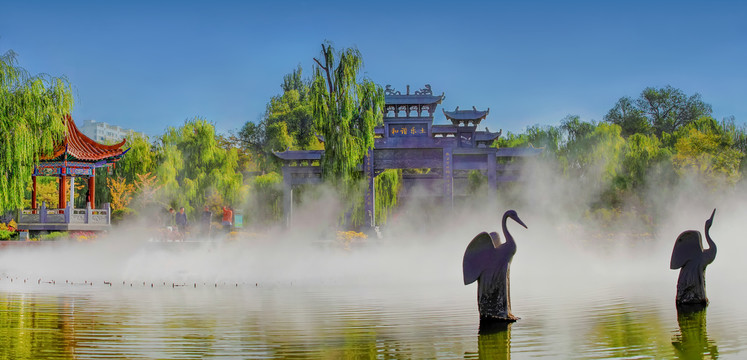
502, 213, 515, 245
705, 225, 716, 250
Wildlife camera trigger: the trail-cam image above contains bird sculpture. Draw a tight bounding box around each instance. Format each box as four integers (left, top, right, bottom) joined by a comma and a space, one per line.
670, 209, 717, 307
463, 210, 527, 322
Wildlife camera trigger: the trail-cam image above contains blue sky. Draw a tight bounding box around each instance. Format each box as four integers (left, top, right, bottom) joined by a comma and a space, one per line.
2, 0, 745, 137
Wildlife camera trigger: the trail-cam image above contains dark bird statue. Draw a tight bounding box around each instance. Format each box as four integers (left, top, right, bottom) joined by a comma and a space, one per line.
463, 210, 527, 322
670, 209, 717, 308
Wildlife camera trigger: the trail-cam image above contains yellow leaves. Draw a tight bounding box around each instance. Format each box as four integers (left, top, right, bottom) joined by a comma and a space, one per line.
106, 177, 134, 211
672, 127, 743, 186
336, 231, 367, 251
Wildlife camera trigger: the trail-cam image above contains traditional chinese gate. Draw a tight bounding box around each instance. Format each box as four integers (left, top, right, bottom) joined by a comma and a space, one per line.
273, 85, 540, 227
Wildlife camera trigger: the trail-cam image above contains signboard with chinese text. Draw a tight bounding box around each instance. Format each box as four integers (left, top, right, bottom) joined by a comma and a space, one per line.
388, 123, 428, 137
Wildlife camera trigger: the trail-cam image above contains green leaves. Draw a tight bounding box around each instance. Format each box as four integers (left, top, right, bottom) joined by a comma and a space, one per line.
311, 43, 384, 190
0, 50, 72, 213
154, 118, 246, 214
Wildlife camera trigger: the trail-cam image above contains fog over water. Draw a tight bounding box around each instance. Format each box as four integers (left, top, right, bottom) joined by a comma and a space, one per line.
2, 158, 747, 357
0, 157, 744, 303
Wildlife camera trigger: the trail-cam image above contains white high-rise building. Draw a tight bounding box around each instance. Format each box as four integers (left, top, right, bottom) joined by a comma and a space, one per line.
79, 120, 147, 144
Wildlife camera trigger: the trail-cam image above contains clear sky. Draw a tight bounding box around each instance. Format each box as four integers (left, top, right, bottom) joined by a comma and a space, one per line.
2, 0, 745, 137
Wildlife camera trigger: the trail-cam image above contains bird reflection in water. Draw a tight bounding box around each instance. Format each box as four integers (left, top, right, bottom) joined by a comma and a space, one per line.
474, 321, 511, 360
672, 306, 718, 360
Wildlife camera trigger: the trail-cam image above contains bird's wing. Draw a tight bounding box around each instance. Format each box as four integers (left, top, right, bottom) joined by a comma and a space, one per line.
463, 232, 496, 285
670, 230, 703, 269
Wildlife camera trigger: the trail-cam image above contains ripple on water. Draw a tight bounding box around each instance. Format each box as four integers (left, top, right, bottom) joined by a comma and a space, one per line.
0, 277, 746, 358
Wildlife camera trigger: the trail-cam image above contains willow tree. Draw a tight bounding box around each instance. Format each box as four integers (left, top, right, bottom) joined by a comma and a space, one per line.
310, 43, 384, 195
0, 50, 73, 213
156, 118, 246, 215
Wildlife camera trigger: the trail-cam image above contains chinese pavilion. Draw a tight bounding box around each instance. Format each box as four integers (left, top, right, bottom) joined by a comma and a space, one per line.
273, 85, 541, 227
19, 115, 129, 231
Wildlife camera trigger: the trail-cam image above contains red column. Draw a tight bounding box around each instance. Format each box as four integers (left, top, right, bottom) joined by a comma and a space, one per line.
59, 175, 67, 209
88, 176, 95, 208
32, 176, 37, 209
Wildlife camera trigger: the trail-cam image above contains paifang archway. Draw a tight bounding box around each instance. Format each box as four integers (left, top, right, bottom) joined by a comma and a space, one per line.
273, 85, 541, 228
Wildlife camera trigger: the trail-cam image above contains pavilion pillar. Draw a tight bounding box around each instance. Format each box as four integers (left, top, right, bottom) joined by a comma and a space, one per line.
88, 175, 96, 208
487, 151, 497, 200
31, 175, 37, 209
443, 148, 453, 211
59, 175, 67, 209
69, 175, 75, 207
364, 148, 375, 228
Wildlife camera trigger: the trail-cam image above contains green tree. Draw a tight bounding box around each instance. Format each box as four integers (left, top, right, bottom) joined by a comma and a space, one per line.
671, 117, 743, 186
605, 96, 650, 136
374, 169, 401, 225
94, 133, 158, 206
636, 86, 711, 136
237, 67, 322, 174
310, 42, 385, 192
0, 50, 73, 212
618, 133, 671, 189
156, 118, 246, 215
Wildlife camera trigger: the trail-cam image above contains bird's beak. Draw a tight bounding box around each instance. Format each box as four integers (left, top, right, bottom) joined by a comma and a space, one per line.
514, 216, 528, 229
710, 208, 716, 222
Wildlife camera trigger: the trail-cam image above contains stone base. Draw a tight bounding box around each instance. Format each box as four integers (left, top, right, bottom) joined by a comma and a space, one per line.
676, 301, 708, 315
480, 313, 519, 323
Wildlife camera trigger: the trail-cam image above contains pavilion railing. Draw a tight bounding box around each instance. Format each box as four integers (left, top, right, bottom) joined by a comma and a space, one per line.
19, 202, 111, 226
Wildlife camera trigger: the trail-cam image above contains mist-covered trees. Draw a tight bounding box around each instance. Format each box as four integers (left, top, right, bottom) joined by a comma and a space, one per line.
0, 50, 73, 213
500, 86, 744, 221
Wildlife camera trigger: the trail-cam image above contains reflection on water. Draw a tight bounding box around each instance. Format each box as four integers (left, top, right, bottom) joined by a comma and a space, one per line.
0, 281, 744, 359
673, 306, 718, 360
477, 322, 511, 360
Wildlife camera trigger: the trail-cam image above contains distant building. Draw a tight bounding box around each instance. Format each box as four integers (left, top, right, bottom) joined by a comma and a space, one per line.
79, 119, 146, 144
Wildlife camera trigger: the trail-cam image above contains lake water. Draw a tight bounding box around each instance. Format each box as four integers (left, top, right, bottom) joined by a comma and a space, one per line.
0, 229, 745, 359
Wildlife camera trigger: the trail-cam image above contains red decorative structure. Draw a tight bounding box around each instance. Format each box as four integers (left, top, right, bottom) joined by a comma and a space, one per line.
19, 115, 129, 231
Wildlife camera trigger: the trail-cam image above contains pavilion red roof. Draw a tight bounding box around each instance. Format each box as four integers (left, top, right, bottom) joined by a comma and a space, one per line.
40, 115, 128, 162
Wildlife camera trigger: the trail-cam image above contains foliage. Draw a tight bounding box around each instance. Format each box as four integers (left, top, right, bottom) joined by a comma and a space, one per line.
106, 177, 134, 211
467, 170, 487, 197
0, 50, 73, 213
605, 85, 711, 137
671, 117, 743, 186
0, 230, 13, 240
605, 96, 650, 136
156, 118, 246, 216
618, 133, 671, 189
310, 42, 385, 197
38, 231, 68, 241
23, 177, 59, 208
374, 169, 401, 225
0, 221, 16, 240
237, 66, 322, 174
336, 230, 367, 250
111, 208, 135, 225
247, 172, 283, 225
131, 172, 161, 209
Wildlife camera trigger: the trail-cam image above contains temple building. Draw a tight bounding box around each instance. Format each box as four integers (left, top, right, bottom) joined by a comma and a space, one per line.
273, 85, 541, 227
18, 115, 129, 232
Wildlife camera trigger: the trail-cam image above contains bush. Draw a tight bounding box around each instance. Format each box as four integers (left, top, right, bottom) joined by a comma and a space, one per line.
111, 208, 136, 224
0, 229, 14, 240
38, 232, 69, 241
